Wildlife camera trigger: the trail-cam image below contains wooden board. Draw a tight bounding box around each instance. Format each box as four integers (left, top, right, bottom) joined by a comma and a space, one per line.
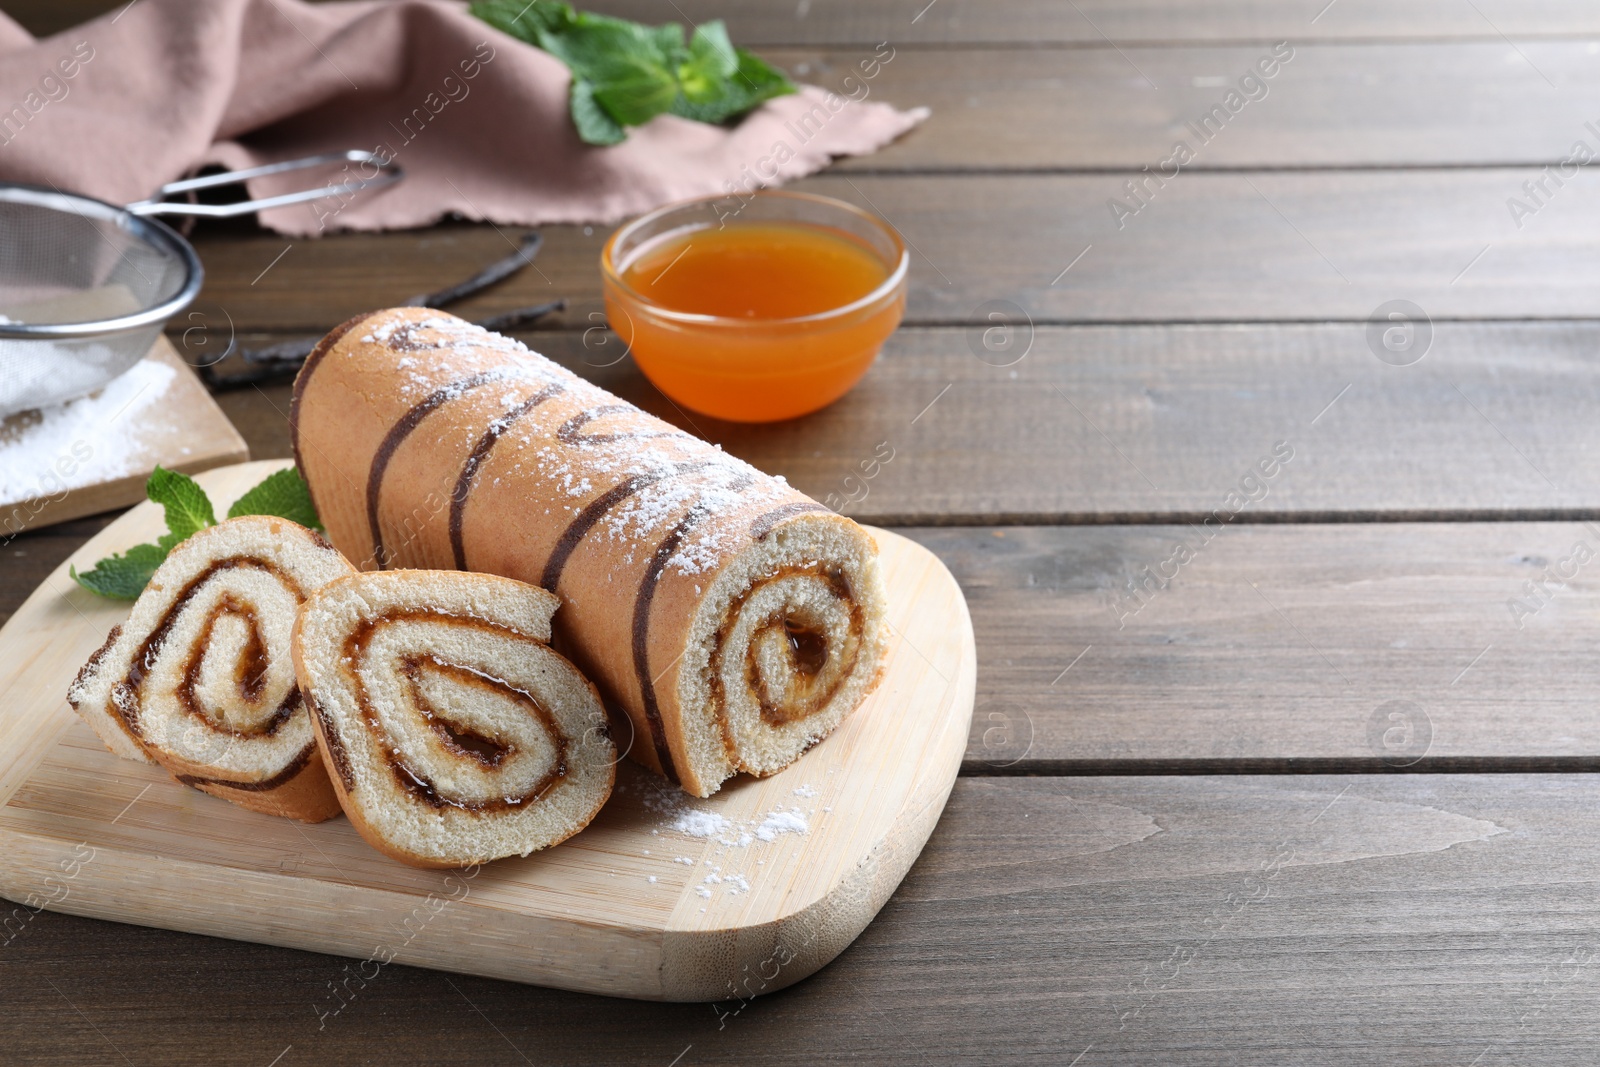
5, 774, 1600, 1065
0, 339, 248, 538
188, 168, 1600, 331
908, 523, 1600, 770
0, 461, 975, 1002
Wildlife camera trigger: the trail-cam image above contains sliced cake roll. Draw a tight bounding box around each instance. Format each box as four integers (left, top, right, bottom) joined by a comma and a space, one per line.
292, 569, 616, 868
293, 308, 891, 798
67, 515, 355, 822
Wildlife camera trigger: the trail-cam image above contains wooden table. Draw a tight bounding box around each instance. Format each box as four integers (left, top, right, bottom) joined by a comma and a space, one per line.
10, 2, 1600, 1063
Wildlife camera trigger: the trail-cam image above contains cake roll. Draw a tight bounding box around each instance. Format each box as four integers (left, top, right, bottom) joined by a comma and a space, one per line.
293, 570, 617, 867
291, 308, 889, 798
67, 516, 354, 822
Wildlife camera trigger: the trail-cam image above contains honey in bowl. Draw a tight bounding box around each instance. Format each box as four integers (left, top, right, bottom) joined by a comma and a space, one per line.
601, 192, 908, 423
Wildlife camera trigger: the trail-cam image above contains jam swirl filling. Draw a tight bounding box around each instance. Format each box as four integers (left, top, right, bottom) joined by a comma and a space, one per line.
709, 564, 865, 734
340, 610, 570, 813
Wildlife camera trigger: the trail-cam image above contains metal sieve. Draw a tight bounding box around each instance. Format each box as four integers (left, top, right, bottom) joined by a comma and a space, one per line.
0, 150, 402, 417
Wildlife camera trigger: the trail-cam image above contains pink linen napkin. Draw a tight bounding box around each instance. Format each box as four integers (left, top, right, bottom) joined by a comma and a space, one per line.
0, 0, 926, 234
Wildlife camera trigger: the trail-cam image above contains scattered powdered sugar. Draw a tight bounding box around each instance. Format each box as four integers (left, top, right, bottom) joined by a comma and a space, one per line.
356, 312, 566, 405
624, 773, 823, 904
699, 868, 752, 896
672, 809, 731, 838
0, 358, 177, 508
755, 809, 810, 842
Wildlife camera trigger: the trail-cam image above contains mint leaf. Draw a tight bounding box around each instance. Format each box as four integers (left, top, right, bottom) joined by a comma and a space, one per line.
669, 48, 796, 125
470, 0, 574, 42
71, 542, 166, 601
74, 465, 223, 600
471, 1, 795, 142
550, 21, 679, 126
146, 466, 215, 553
648, 22, 687, 65
71, 465, 327, 600
679, 21, 738, 103
228, 467, 323, 531
570, 79, 627, 145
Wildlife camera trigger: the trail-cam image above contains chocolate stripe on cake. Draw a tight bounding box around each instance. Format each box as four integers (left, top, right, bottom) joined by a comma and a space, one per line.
750, 502, 832, 540
623, 473, 755, 782
366, 368, 538, 569
449, 382, 567, 570
289, 311, 373, 480
629, 511, 703, 784
539, 460, 716, 592
557, 404, 681, 447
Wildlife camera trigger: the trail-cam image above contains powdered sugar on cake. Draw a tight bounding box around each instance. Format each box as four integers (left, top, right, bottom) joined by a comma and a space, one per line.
357, 312, 565, 405
359, 309, 811, 587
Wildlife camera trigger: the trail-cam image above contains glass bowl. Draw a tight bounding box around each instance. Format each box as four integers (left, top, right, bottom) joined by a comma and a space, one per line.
601, 190, 908, 423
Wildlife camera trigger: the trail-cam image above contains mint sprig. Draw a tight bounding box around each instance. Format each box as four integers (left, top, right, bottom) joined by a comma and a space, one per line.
470, 0, 796, 146
147, 465, 216, 554
70, 543, 167, 601
226, 467, 322, 531
71, 466, 323, 601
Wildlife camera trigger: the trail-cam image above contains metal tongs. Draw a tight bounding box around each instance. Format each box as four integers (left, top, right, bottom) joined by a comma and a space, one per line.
201, 232, 565, 389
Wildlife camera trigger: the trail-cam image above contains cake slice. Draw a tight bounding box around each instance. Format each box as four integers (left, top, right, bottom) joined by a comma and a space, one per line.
67, 515, 355, 822
292, 569, 616, 868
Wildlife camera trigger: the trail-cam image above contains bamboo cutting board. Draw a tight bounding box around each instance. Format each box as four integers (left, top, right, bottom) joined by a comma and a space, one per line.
0, 461, 974, 1002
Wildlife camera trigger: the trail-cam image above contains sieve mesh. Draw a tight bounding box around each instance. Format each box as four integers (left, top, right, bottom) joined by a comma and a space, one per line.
0, 152, 400, 418
0, 205, 181, 314
0, 186, 197, 417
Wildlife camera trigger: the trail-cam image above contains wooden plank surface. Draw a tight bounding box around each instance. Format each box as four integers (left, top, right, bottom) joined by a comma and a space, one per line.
20, 6, 1600, 173
6, 774, 1600, 1065
198, 322, 1600, 524
188, 169, 1600, 330
803, 42, 1600, 172
912, 523, 1600, 770
594, 1, 1600, 45
8, 0, 1600, 1061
